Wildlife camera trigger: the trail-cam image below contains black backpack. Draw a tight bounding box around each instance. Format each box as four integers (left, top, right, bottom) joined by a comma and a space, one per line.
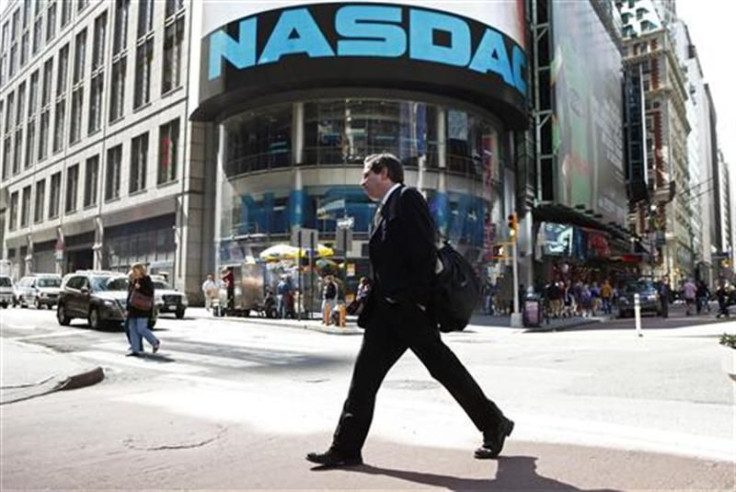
433, 242, 481, 332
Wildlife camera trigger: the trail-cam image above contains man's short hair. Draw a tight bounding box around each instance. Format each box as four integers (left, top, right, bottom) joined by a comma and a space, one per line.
364, 153, 404, 184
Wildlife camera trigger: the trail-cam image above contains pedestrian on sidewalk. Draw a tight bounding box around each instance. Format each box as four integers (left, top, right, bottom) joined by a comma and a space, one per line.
682, 278, 697, 316
125, 263, 159, 356
601, 280, 613, 315
201, 274, 218, 312
321, 275, 338, 325
307, 153, 513, 468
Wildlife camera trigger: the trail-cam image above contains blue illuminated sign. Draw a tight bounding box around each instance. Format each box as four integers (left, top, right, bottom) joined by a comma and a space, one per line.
206, 5, 527, 95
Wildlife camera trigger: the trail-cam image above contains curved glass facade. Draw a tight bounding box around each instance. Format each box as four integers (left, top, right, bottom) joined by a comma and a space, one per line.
218, 97, 509, 266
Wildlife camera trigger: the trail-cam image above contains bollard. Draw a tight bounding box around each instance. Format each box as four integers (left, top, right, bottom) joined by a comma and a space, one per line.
634, 293, 643, 337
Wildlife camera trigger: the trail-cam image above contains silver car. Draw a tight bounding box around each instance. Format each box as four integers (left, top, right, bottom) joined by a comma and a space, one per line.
151, 275, 188, 319
13, 274, 63, 309
0, 276, 13, 308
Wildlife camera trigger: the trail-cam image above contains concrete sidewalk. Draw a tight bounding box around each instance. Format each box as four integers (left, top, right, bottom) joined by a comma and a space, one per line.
185, 307, 609, 333
0, 338, 104, 405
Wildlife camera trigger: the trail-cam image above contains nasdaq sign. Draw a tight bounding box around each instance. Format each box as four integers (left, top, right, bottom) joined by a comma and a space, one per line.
195, 3, 528, 128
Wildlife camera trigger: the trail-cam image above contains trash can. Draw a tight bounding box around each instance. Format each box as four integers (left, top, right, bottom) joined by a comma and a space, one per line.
523, 294, 541, 328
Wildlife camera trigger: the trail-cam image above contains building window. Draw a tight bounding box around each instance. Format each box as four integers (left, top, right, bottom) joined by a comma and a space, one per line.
46, 0, 56, 43
133, 39, 152, 108
60, 0, 71, 28
20, 31, 28, 67
2, 137, 10, 180
24, 120, 34, 168
83, 154, 98, 207
137, 0, 154, 38
21, 185, 31, 227
162, 18, 183, 94
13, 128, 22, 175
113, 0, 129, 55
9, 191, 18, 230
23, 0, 31, 29
56, 44, 68, 96
109, 57, 125, 121
34, 178, 45, 223
28, 69, 38, 117
105, 144, 121, 200
130, 131, 147, 193
69, 87, 83, 144
38, 109, 48, 160
41, 58, 52, 106
165, 0, 185, 19
92, 11, 107, 70
158, 119, 178, 184
73, 29, 86, 85
32, 17, 41, 55
52, 99, 65, 153
16, 82, 25, 125
88, 73, 102, 134
49, 171, 61, 218
77, 0, 89, 13
5, 92, 14, 132
65, 163, 79, 213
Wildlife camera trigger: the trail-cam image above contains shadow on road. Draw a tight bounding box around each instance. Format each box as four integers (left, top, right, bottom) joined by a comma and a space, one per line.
314, 456, 619, 491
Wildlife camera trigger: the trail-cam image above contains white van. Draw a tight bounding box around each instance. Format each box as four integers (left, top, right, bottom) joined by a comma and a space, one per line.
0, 276, 13, 308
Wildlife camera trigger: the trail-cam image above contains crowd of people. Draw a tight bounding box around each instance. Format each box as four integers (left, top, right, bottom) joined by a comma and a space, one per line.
481, 275, 736, 320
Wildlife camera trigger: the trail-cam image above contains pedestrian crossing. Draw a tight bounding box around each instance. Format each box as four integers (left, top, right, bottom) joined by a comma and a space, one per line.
70, 334, 335, 377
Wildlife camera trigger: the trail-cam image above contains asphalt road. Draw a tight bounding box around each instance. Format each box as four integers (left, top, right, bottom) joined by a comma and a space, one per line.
1, 306, 734, 489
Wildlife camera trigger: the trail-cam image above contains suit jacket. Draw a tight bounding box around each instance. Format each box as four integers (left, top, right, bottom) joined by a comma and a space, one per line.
359, 185, 437, 327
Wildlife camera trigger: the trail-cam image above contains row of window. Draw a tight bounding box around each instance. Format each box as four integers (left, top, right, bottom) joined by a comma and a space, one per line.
0, 4, 185, 182
6, 117, 180, 232
0, 0, 92, 88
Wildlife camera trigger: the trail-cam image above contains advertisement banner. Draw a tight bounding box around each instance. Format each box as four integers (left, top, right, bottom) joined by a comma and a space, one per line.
551, 0, 627, 225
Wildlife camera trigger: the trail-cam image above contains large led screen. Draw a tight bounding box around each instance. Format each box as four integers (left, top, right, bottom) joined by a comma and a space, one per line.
551, 0, 627, 224
194, 2, 529, 128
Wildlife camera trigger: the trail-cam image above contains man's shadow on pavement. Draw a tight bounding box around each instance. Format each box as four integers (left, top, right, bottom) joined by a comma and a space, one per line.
315, 456, 618, 491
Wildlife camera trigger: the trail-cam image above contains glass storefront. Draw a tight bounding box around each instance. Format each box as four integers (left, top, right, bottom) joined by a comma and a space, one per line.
218, 97, 508, 265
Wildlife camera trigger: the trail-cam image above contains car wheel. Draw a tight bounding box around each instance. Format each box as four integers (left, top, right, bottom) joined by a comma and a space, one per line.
0, 302, 6, 308
88, 307, 101, 330
19, 296, 27, 308
175, 307, 185, 319
57, 303, 71, 326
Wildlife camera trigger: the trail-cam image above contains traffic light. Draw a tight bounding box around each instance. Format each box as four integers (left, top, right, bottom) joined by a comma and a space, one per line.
507, 213, 518, 237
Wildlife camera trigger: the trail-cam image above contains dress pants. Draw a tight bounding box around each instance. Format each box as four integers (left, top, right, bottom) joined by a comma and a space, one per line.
332, 297, 504, 455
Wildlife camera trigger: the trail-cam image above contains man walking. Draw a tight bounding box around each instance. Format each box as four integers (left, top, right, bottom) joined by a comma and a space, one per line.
306, 153, 513, 467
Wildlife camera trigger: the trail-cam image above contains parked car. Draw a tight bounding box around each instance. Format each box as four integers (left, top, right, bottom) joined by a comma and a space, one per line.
150, 275, 188, 319
12, 273, 63, 309
57, 271, 159, 330
617, 280, 662, 318
0, 275, 13, 308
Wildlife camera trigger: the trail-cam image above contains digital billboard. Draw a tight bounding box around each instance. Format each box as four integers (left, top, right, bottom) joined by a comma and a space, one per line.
551, 0, 627, 224
193, 2, 529, 128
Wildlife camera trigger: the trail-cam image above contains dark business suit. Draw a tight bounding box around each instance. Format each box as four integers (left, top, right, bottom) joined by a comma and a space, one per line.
331, 185, 505, 456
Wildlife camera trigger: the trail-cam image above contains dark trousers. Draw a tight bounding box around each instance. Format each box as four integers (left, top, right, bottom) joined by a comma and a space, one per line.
332, 298, 504, 455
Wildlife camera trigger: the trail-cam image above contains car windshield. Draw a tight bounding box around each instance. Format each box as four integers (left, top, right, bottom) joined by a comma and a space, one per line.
37, 278, 61, 287
152, 281, 172, 290
0, 277, 11, 287
624, 282, 655, 294
90, 276, 114, 291
106, 277, 129, 291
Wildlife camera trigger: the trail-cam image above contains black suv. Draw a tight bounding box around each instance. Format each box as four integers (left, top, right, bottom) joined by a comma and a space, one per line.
57, 271, 158, 330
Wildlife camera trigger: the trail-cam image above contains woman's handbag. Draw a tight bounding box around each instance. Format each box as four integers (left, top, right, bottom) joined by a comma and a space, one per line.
129, 289, 154, 311
346, 298, 363, 316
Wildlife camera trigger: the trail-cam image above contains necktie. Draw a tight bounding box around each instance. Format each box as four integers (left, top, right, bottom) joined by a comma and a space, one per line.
373, 205, 383, 228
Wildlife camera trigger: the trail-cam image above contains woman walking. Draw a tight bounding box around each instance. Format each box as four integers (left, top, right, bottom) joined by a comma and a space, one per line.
126, 263, 160, 356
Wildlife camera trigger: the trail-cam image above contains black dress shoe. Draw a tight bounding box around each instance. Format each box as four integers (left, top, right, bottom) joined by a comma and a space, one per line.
475, 417, 514, 459
306, 448, 363, 467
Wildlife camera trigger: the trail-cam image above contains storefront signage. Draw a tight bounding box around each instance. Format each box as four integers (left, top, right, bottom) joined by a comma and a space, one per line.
207, 5, 526, 94
195, 3, 528, 128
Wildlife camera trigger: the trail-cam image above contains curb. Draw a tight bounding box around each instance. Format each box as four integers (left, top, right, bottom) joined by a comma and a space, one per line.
196, 313, 364, 335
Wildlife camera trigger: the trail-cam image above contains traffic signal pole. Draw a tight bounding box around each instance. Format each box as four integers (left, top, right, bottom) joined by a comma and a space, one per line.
508, 213, 523, 328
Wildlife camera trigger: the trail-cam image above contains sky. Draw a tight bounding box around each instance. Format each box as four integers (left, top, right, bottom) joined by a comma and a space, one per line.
677, 0, 736, 166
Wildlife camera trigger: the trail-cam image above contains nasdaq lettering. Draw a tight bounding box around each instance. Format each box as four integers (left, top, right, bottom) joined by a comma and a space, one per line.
207, 5, 527, 95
